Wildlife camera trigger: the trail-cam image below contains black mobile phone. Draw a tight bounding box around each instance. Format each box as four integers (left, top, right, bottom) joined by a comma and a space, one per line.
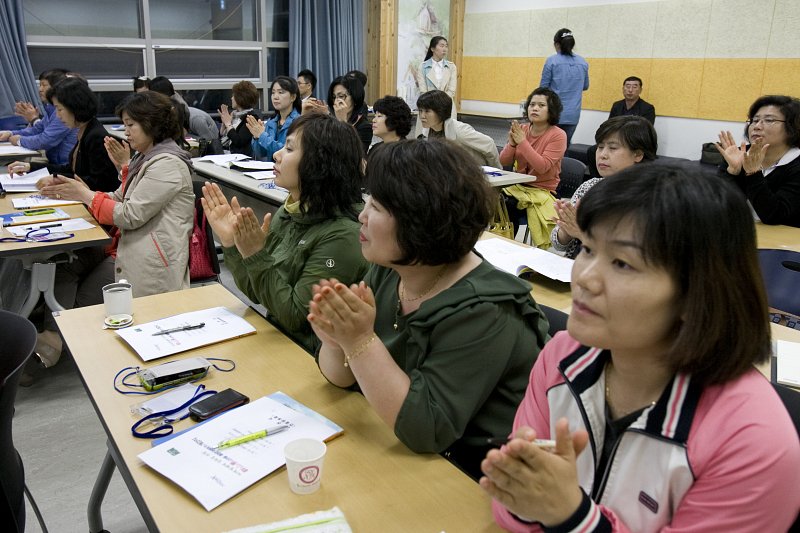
188, 388, 249, 421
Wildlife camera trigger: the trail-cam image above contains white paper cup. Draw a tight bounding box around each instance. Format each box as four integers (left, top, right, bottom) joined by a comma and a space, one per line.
283, 438, 326, 494
102, 279, 132, 317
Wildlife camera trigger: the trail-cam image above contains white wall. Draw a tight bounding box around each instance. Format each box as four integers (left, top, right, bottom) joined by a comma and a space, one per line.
460, 100, 744, 160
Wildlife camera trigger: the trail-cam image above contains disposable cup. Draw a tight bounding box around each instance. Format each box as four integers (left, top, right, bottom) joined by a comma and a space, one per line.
102, 279, 132, 317
283, 438, 326, 494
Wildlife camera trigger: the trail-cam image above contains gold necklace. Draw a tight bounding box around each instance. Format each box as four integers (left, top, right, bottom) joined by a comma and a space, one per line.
604, 360, 656, 418
393, 267, 447, 330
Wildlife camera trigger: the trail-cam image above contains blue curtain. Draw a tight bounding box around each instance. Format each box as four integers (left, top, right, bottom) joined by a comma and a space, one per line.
288, 0, 364, 101
0, 0, 38, 117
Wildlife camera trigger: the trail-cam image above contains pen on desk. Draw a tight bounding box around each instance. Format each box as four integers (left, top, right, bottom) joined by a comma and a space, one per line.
486, 437, 557, 448
217, 425, 290, 449
27, 223, 61, 230
151, 322, 206, 336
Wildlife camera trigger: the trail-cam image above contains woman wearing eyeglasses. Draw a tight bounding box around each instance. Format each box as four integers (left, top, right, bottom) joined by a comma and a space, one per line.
716, 95, 800, 227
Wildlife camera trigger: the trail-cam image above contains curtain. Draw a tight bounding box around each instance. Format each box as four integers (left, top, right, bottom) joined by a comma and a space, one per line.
288, 0, 364, 102
0, 0, 38, 118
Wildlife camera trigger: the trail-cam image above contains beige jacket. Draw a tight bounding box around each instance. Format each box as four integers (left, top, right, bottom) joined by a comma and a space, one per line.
111, 153, 194, 296
417, 118, 502, 168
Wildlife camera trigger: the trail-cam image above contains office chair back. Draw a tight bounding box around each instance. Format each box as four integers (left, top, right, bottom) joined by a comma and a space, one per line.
540, 305, 569, 338
0, 310, 37, 532
555, 157, 587, 199
758, 249, 800, 317
190, 181, 221, 284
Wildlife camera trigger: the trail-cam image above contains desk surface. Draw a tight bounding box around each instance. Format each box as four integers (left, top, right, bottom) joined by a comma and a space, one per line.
0, 193, 110, 258
0, 141, 39, 158
55, 284, 500, 532
756, 222, 800, 252
193, 159, 288, 206
486, 169, 536, 188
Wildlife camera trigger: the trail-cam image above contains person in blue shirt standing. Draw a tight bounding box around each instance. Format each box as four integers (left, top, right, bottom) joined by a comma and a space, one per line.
248, 76, 301, 161
539, 29, 589, 146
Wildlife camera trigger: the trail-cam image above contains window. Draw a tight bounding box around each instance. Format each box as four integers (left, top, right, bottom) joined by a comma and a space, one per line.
24, 0, 142, 38
266, 48, 289, 80
155, 49, 260, 80
28, 46, 145, 80
149, 0, 260, 41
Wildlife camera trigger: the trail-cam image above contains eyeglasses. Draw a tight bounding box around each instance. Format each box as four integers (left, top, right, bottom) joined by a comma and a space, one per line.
746, 117, 786, 127
334, 93, 350, 100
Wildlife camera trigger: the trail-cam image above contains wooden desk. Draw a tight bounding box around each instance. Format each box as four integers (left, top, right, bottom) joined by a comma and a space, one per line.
0, 193, 110, 315
486, 169, 537, 188
55, 284, 500, 532
193, 159, 288, 207
756, 222, 800, 252
0, 141, 40, 159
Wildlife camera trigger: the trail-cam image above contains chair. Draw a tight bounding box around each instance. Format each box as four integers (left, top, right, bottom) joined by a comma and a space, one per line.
0, 116, 28, 132
540, 305, 568, 338
190, 181, 221, 285
0, 310, 47, 533
758, 249, 800, 317
772, 383, 800, 530
555, 157, 587, 199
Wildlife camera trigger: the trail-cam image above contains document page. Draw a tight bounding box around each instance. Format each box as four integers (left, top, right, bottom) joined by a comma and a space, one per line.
776, 340, 800, 387
139, 396, 340, 511
0, 168, 51, 192
475, 237, 574, 283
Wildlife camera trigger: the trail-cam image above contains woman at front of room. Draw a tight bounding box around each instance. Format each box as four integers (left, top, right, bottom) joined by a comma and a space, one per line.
39, 91, 195, 298
551, 115, 658, 259
416, 90, 501, 168
416, 36, 457, 117
202, 114, 369, 353
220, 80, 262, 157
308, 140, 550, 480
539, 28, 589, 145
716, 94, 800, 227
481, 165, 800, 532
499, 87, 567, 248
370, 95, 413, 149
248, 76, 301, 162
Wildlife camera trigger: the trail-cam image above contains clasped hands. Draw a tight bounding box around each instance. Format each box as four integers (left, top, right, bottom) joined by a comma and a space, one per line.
15, 101, 39, 123
552, 199, 582, 244
307, 279, 376, 355
38, 174, 94, 205
480, 419, 589, 527
200, 182, 271, 258
508, 120, 525, 147
716, 130, 769, 175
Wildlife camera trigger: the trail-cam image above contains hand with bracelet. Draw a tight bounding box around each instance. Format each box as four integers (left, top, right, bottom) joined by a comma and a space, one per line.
308, 279, 377, 362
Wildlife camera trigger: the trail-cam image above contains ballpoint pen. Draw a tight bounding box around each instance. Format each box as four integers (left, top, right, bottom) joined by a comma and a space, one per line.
25, 223, 61, 230
151, 322, 206, 336
217, 425, 290, 449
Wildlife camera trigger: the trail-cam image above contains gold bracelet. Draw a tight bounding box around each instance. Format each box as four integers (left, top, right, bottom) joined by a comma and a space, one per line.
344, 334, 377, 368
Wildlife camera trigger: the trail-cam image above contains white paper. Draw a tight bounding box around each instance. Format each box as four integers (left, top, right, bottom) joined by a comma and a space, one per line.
139, 396, 339, 511
231, 160, 275, 170
5, 218, 94, 236
776, 340, 800, 387
0, 144, 39, 156
243, 171, 275, 180
475, 237, 574, 283
224, 507, 352, 533
0, 168, 51, 192
482, 165, 503, 173
11, 195, 81, 209
195, 153, 250, 166
115, 306, 256, 362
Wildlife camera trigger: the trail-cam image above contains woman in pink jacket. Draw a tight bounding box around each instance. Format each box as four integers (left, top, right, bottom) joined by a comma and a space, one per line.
481, 163, 800, 532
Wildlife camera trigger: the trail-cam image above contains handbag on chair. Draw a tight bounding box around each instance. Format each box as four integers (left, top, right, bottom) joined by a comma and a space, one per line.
487, 194, 514, 239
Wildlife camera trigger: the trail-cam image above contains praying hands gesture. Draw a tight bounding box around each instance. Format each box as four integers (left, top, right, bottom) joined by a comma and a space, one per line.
232, 207, 271, 259
508, 120, 525, 147
245, 114, 265, 139
480, 419, 589, 527
103, 136, 131, 171
553, 199, 581, 245
15, 101, 39, 123
39, 175, 95, 205
218, 103, 232, 131
715, 131, 769, 176
201, 182, 243, 247
308, 280, 376, 355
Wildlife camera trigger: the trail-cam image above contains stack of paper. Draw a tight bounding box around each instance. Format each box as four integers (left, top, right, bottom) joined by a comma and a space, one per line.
0, 168, 51, 192
12, 195, 81, 209
776, 340, 800, 387
140, 396, 342, 511
224, 507, 352, 533
0, 207, 71, 227
115, 306, 257, 361
475, 237, 574, 283
196, 153, 250, 166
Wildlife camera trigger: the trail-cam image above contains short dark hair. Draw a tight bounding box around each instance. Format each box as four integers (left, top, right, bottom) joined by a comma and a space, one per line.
366, 139, 492, 265
270, 76, 301, 113
287, 114, 364, 219
326, 76, 366, 123
148, 76, 175, 97
525, 87, 562, 125
554, 28, 575, 56
373, 95, 413, 138
132, 76, 150, 91
424, 36, 447, 61
231, 80, 259, 109
344, 70, 367, 88
416, 90, 452, 122
594, 115, 657, 160
297, 69, 317, 91
623, 76, 643, 87
576, 163, 770, 386
50, 78, 97, 123
115, 91, 182, 145
39, 68, 68, 86
745, 95, 800, 148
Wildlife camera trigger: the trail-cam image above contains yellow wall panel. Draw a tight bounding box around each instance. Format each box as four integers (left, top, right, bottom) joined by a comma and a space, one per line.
648, 59, 704, 118
582, 58, 605, 111
762, 59, 800, 98
698, 59, 765, 121
598, 59, 653, 111
461, 57, 540, 103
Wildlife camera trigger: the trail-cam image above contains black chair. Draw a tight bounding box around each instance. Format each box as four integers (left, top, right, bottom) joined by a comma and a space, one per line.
540, 305, 568, 338
190, 181, 221, 285
758, 249, 800, 317
555, 157, 587, 199
0, 310, 47, 533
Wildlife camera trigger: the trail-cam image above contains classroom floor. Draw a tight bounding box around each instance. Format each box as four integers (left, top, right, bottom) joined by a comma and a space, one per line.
14, 263, 259, 533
